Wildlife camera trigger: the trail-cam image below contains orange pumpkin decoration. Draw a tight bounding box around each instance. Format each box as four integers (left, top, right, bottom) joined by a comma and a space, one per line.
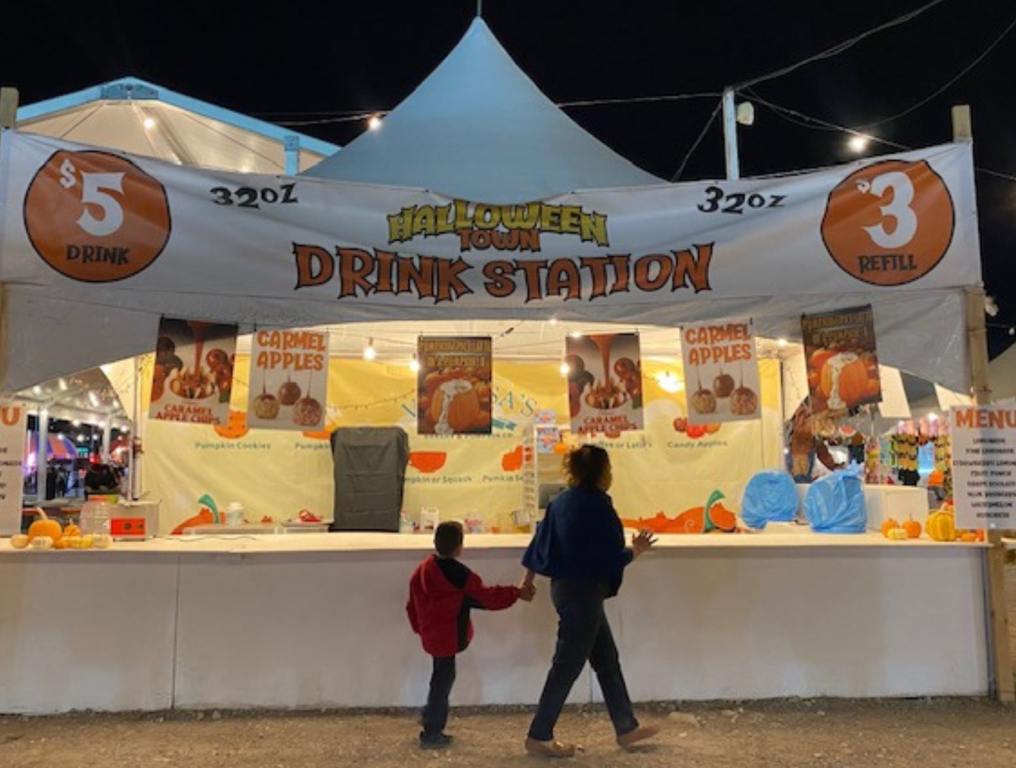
63, 523, 82, 539
408, 451, 447, 473
903, 519, 922, 539
707, 502, 737, 532
881, 518, 900, 537
214, 410, 249, 440
671, 507, 705, 534
809, 348, 836, 372
28, 509, 63, 543
429, 383, 481, 433
501, 445, 524, 472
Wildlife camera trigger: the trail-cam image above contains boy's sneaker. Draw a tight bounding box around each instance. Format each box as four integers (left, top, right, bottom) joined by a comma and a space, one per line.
419, 731, 454, 749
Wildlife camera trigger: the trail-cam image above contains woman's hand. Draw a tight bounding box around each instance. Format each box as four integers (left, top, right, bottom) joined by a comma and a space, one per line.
631, 529, 657, 559
519, 569, 536, 601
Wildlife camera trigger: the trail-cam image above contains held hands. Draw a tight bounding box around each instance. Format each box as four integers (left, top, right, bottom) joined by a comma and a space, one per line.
632, 528, 657, 559
519, 582, 537, 602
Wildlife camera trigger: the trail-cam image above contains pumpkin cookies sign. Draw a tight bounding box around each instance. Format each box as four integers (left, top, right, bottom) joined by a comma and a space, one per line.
801, 305, 882, 415
417, 337, 493, 436
681, 318, 760, 425
247, 329, 329, 431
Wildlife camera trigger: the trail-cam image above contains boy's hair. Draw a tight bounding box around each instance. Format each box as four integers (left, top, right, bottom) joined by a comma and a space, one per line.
434, 521, 464, 557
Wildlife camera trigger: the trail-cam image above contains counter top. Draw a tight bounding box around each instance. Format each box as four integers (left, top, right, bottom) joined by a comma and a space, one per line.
0, 525, 990, 558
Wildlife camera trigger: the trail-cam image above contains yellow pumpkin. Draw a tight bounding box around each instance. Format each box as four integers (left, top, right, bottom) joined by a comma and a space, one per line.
28, 509, 63, 543
63, 523, 81, 539
887, 527, 909, 541
926, 510, 956, 542
10, 534, 29, 549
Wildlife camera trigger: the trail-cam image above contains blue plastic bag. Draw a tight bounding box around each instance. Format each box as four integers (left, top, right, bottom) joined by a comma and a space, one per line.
741, 471, 799, 529
803, 465, 867, 533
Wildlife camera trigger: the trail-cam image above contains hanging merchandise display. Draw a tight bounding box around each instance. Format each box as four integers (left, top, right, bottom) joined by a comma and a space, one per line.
149, 318, 237, 425
247, 329, 329, 431
801, 305, 882, 415
565, 332, 643, 436
680, 318, 760, 425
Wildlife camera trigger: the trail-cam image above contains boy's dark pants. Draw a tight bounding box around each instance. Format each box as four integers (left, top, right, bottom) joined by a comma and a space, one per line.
422, 655, 456, 735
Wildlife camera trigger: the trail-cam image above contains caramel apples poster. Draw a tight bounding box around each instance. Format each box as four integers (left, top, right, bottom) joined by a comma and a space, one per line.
565, 333, 643, 436
247, 329, 329, 431
801, 305, 882, 415
417, 337, 493, 436
150, 318, 237, 425
681, 319, 760, 425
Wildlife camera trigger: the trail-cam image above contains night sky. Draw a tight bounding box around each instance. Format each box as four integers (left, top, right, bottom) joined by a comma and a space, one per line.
4, 1, 1015, 355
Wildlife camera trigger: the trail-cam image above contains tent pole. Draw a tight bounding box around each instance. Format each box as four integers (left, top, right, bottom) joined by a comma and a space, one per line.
955, 103, 1015, 703
722, 88, 739, 180
0, 88, 17, 393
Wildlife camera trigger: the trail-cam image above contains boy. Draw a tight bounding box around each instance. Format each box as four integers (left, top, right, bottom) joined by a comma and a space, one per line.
407, 521, 534, 748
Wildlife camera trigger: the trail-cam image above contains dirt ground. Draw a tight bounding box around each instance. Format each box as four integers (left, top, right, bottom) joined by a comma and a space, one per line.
2, 699, 1015, 768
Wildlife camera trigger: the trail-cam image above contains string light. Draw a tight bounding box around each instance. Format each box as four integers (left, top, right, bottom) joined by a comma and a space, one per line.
143, 117, 156, 130
409, 353, 421, 373
363, 338, 377, 361
32, 385, 42, 395
777, 338, 788, 348
58, 378, 68, 391
655, 371, 684, 393
367, 115, 383, 131
548, 317, 559, 326
847, 134, 870, 153
569, 331, 582, 339
559, 361, 570, 376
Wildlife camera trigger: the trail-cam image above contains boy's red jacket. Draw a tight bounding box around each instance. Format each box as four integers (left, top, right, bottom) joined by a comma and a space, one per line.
407, 555, 520, 657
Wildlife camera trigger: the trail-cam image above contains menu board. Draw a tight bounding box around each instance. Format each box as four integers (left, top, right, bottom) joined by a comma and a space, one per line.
150, 318, 237, 425
417, 337, 493, 435
680, 318, 760, 424
951, 405, 1016, 529
247, 329, 329, 431
565, 332, 643, 436
0, 403, 26, 535
801, 305, 882, 415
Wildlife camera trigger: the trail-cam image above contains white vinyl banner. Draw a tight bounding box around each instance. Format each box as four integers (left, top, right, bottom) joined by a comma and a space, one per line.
0, 132, 979, 317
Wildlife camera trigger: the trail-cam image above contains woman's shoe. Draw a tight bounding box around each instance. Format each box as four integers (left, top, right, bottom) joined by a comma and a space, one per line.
617, 725, 660, 750
419, 732, 454, 749
524, 738, 577, 758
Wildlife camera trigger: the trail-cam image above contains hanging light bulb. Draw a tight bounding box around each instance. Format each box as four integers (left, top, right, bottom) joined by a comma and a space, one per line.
655, 371, 684, 394
777, 338, 788, 348
559, 361, 570, 377
58, 378, 68, 391
1009, 327, 1015, 337
548, 317, 558, 326
569, 331, 582, 339
367, 115, 383, 132
409, 353, 421, 373
32, 385, 42, 396
363, 338, 377, 361
88, 391, 100, 408
143, 117, 156, 130
847, 134, 869, 153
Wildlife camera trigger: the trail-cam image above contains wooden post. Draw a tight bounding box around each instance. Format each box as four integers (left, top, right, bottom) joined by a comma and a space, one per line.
955, 103, 1015, 703
0, 87, 17, 131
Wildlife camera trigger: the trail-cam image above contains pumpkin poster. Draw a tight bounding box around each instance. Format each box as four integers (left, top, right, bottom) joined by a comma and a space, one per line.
247, 329, 329, 431
417, 336, 493, 435
150, 318, 237, 425
565, 332, 643, 436
680, 318, 760, 425
801, 305, 882, 415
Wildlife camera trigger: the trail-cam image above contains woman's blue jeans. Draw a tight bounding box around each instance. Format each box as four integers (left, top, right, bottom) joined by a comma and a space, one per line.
528, 578, 638, 741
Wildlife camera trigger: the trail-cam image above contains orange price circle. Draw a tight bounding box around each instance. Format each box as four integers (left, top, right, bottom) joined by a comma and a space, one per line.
23, 149, 171, 283
820, 159, 954, 287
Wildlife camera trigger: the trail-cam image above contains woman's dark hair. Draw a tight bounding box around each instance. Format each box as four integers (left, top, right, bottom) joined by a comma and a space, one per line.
564, 444, 610, 489
434, 521, 464, 557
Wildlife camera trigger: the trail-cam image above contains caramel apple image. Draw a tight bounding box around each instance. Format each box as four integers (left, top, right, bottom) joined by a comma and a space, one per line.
713, 371, 735, 398
690, 387, 717, 414
293, 396, 323, 427
730, 386, 758, 415
254, 391, 281, 420
278, 377, 302, 406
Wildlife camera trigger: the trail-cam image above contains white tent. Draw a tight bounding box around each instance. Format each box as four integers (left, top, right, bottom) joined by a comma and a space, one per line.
304, 19, 661, 200
16, 76, 337, 174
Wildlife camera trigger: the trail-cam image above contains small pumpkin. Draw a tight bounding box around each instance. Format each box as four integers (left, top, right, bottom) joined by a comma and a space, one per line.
959, 531, 978, 543
887, 527, 909, 541
28, 509, 63, 543
881, 518, 900, 538
63, 523, 81, 539
10, 534, 29, 549
926, 510, 956, 542
903, 519, 922, 539
30, 536, 54, 550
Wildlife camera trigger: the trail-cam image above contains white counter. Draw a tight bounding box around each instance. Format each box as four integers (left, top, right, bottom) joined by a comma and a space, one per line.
0, 527, 989, 714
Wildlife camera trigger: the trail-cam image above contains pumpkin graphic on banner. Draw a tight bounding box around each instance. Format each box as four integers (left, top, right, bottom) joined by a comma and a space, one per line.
417, 337, 493, 435
801, 305, 882, 415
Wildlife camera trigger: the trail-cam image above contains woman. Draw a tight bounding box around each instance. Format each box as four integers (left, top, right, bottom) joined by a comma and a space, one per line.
785, 401, 842, 482
520, 445, 658, 757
